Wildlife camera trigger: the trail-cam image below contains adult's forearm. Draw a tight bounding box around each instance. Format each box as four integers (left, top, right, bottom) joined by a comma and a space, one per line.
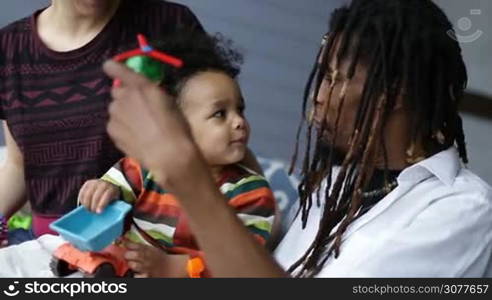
1, 122, 27, 217
154, 157, 287, 278
102, 61, 286, 277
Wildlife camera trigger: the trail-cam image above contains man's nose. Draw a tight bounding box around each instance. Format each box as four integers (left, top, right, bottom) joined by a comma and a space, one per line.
314, 80, 330, 105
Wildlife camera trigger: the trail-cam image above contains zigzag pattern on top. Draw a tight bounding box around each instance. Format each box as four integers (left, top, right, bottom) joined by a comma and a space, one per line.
2, 78, 110, 110
24, 138, 103, 166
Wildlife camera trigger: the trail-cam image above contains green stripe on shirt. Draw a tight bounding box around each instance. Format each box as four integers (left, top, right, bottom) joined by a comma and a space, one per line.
224, 179, 270, 200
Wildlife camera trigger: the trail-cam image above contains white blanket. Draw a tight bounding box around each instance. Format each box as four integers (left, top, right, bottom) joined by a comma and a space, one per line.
0, 235, 69, 277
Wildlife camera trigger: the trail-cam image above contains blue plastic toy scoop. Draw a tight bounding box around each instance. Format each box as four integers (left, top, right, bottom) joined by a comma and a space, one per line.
50, 200, 132, 252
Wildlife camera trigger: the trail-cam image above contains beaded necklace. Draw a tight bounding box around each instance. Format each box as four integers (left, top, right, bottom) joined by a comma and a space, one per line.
362, 179, 398, 198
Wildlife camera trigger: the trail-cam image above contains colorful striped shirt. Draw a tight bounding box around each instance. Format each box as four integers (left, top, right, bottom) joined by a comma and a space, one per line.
101, 158, 276, 277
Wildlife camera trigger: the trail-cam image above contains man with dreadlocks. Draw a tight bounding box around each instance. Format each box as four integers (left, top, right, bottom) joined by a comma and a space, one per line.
274, 0, 492, 277
101, 0, 492, 277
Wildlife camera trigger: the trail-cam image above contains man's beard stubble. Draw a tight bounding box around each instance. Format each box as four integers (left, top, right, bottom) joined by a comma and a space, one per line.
317, 137, 346, 166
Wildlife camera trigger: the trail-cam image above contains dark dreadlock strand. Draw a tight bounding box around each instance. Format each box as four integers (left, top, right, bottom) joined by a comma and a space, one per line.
298, 8, 367, 226
289, 11, 388, 275
289, 43, 325, 175
289, 0, 469, 277
295, 32, 343, 227
292, 44, 386, 276
379, 4, 405, 184
330, 17, 394, 254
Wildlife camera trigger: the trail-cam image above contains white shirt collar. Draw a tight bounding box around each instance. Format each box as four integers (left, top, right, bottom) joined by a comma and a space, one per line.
398, 147, 461, 186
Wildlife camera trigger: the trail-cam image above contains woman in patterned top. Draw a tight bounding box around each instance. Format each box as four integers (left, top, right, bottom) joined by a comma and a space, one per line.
78, 32, 276, 277
0, 0, 204, 241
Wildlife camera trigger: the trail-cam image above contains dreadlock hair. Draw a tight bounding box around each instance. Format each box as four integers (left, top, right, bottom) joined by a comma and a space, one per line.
155, 30, 243, 99
289, 0, 468, 277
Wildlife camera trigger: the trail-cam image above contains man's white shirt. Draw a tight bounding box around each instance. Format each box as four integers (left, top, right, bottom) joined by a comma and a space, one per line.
274, 147, 492, 277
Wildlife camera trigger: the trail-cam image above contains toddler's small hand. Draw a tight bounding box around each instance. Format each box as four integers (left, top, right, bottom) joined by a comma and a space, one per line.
78, 179, 120, 213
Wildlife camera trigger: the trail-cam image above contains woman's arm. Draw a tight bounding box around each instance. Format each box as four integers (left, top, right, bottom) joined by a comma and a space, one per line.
0, 122, 27, 218
103, 61, 287, 277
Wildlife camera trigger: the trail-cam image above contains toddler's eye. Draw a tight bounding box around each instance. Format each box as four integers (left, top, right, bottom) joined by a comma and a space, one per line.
238, 105, 245, 115
212, 110, 226, 118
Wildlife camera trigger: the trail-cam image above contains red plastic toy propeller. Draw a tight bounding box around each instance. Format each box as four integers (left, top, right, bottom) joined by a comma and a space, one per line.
112, 34, 183, 87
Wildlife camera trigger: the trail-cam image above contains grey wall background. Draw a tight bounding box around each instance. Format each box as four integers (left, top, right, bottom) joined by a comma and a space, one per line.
0, 0, 491, 183
434, 0, 492, 97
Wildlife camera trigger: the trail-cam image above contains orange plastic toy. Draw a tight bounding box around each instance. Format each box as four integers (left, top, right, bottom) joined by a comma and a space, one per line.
51, 242, 132, 277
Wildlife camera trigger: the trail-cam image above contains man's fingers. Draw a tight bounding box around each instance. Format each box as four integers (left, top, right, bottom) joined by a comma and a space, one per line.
106, 118, 133, 156
103, 60, 151, 88
110, 85, 128, 101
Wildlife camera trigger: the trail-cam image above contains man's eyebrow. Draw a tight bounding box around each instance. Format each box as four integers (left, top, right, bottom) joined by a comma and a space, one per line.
325, 65, 346, 79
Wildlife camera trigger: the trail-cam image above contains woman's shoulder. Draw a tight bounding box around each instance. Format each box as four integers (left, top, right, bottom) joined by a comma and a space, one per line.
118, 0, 203, 35
0, 15, 33, 60
0, 15, 31, 40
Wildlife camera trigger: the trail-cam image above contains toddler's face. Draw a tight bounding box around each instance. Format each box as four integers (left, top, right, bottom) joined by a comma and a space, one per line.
179, 71, 250, 167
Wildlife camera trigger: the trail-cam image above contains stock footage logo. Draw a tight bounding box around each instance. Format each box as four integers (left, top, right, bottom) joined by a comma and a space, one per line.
3, 281, 20, 297
447, 9, 483, 44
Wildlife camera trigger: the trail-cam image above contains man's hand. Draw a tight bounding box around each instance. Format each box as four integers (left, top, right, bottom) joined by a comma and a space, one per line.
78, 180, 120, 213
102, 61, 286, 278
103, 60, 203, 193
